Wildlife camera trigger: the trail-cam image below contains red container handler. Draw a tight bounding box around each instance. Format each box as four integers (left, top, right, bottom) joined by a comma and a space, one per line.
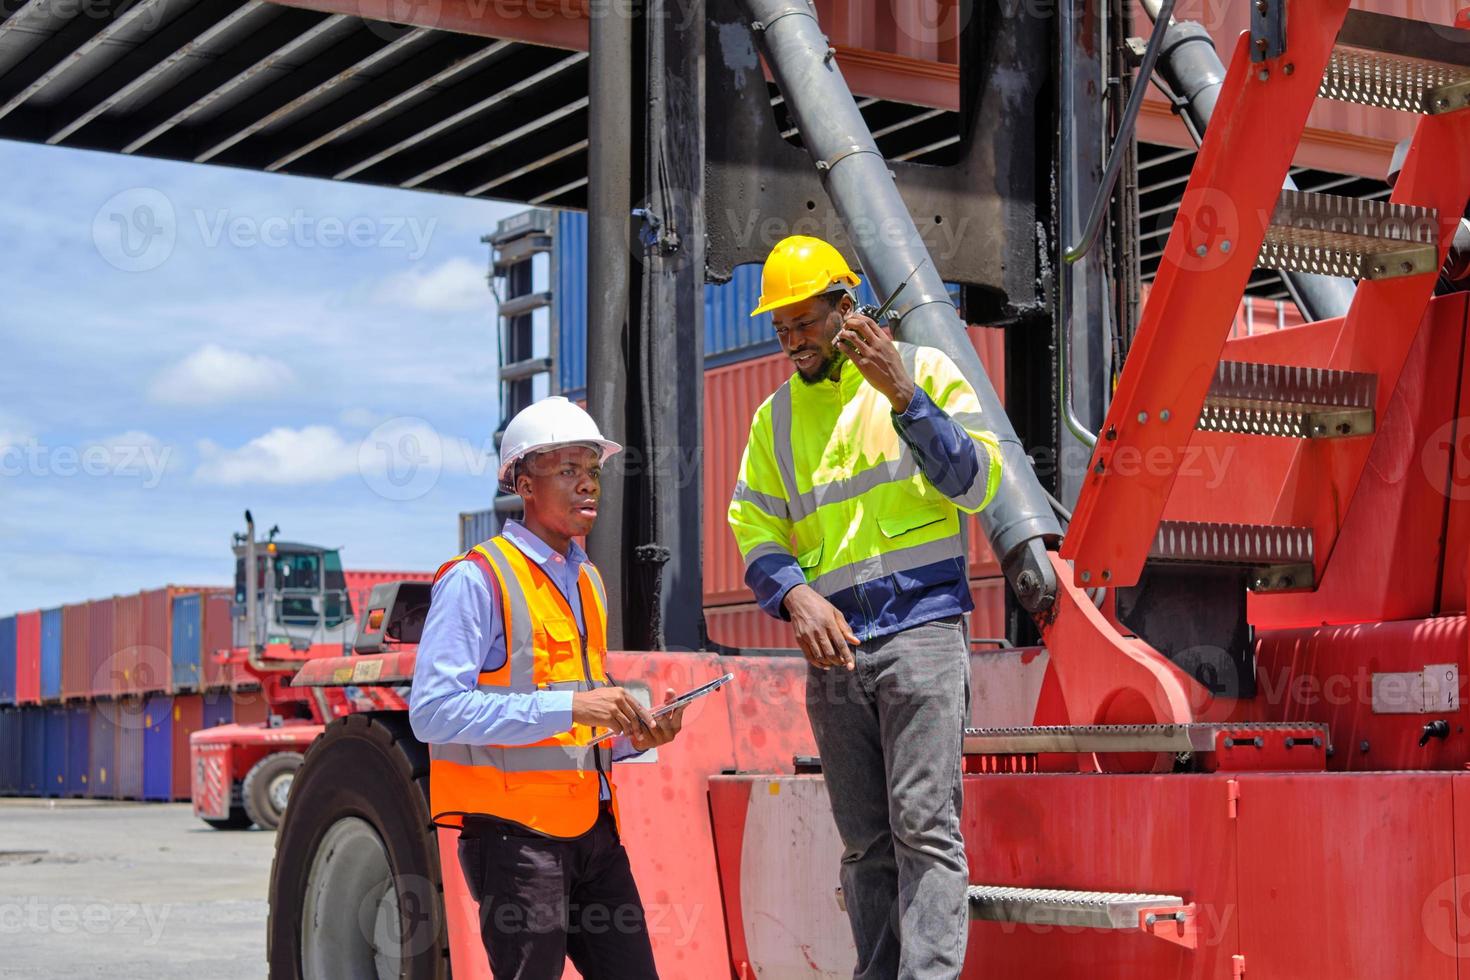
170, 693, 204, 801
15, 611, 40, 705
60, 602, 90, 701
112, 591, 143, 698
86, 598, 116, 701
200, 590, 234, 690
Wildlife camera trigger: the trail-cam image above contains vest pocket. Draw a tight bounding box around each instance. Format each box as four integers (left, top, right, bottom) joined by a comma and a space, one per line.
877, 504, 947, 539
535, 617, 584, 683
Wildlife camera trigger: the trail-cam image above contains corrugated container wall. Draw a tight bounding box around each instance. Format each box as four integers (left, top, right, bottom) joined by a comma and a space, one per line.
40, 608, 62, 702
86, 598, 114, 701
202, 690, 233, 729
65, 703, 88, 796
0, 708, 17, 793
61, 602, 89, 701
44, 705, 65, 797
171, 694, 204, 802
112, 591, 143, 698
0, 616, 15, 705
87, 699, 114, 799
460, 509, 499, 551
143, 693, 173, 801
15, 611, 40, 704
21, 707, 45, 795
114, 697, 145, 800
201, 591, 234, 690
138, 588, 173, 695
171, 592, 202, 693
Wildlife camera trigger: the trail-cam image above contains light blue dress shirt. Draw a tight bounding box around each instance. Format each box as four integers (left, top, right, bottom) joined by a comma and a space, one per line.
408, 520, 636, 796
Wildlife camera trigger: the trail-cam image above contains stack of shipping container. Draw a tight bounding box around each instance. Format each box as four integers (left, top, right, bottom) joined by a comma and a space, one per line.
0, 586, 265, 801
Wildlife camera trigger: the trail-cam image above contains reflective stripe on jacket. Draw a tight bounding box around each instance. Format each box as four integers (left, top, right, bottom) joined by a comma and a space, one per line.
727, 342, 1003, 641
426, 535, 615, 838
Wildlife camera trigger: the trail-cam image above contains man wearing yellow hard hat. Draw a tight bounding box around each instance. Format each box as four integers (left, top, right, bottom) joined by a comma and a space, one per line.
728, 235, 1002, 978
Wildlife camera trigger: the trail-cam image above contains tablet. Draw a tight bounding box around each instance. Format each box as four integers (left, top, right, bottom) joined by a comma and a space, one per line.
588, 672, 735, 746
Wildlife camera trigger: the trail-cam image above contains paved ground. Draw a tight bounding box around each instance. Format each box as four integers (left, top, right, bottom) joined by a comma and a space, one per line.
0, 798, 274, 979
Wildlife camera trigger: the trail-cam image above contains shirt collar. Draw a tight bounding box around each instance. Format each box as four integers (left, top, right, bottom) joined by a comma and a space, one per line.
503, 518, 588, 569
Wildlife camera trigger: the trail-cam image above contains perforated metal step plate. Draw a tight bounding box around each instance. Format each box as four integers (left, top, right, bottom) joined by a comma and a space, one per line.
1259, 190, 1439, 281
962, 722, 1330, 756
1199, 361, 1376, 438
968, 885, 1184, 929
1323, 10, 1470, 114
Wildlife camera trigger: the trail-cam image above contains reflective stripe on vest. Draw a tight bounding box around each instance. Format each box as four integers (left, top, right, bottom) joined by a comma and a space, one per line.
746, 342, 1000, 599
427, 535, 615, 838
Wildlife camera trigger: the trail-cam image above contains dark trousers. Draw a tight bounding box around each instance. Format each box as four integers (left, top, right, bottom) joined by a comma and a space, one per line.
457, 806, 659, 980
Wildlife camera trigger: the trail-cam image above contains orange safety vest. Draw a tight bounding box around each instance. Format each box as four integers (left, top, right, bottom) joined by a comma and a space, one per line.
426, 535, 617, 838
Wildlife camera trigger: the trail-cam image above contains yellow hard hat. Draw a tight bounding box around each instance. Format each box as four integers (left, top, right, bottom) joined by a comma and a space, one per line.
750, 235, 862, 317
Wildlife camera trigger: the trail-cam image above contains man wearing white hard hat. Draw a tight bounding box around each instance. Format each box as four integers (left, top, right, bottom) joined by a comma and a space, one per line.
410, 396, 686, 979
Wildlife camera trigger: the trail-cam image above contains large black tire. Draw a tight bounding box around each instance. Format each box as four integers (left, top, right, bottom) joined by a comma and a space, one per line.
243, 751, 304, 831
267, 713, 449, 980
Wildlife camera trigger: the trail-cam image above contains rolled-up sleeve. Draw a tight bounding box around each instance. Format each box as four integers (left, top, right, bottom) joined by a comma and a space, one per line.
408, 561, 575, 746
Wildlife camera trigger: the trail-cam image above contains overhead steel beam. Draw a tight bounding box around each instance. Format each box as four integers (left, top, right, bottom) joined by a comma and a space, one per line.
265, 0, 588, 50
403, 95, 587, 188
46, 0, 262, 145
0, 0, 159, 121
467, 137, 588, 197
118, 8, 343, 154
192, 26, 433, 163
263, 37, 510, 171
331, 50, 585, 180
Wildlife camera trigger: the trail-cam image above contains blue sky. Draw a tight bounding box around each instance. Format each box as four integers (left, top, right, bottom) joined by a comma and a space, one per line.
0, 140, 522, 612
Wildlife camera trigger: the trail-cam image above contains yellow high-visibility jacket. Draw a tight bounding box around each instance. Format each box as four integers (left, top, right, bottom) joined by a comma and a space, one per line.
727, 342, 1002, 641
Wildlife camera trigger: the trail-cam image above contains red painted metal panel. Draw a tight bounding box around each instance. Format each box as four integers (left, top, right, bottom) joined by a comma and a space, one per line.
201, 591, 234, 690
962, 772, 1240, 978
139, 588, 174, 696
111, 591, 143, 698
232, 691, 271, 727
86, 598, 115, 701
170, 693, 204, 801
1436, 299, 1470, 615
1234, 773, 1456, 979
15, 611, 40, 705
61, 602, 88, 701
1250, 615, 1469, 772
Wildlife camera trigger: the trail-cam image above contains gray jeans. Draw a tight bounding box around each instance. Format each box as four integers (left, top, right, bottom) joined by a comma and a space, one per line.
805, 617, 971, 980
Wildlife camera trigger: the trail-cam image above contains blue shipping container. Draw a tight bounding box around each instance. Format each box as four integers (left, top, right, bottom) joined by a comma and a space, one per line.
115, 699, 145, 800
44, 705, 65, 797
88, 700, 115, 798
0, 708, 18, 795
0, 615, 15, 705
21, 707, 45, 796
202, 690, 233, 730
172, 593, 202, 693
459, 508, 499, 551
65, 703, 89, 797
143, 694, 173, 802
40, 607, 62, 702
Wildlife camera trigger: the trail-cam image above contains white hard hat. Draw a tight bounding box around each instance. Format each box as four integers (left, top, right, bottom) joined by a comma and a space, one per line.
497, 396, 621, 491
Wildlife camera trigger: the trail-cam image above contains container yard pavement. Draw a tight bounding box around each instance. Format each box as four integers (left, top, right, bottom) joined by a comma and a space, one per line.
0, 799, 270, 979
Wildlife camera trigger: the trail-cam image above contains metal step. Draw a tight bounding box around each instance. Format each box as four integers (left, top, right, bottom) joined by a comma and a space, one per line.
1199, 361, 1376, 438
1322, 10, 1470, 115
498, 291, 552, 319
1259, 190, 1439, 282
1150, 520, 1313, 591
499, 356, 553, 382
962, 722, 1329, 756
968, 885, 1185, 929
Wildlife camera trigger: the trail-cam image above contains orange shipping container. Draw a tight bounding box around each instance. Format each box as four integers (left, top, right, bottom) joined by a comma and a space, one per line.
60, 602, 89, 701
201, 591, 235, 690
138, 588, 174, 695
111, 592, 144, 698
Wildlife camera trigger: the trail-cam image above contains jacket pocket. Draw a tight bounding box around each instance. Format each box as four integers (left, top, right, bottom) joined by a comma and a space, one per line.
877, 504, 947, 539
796, 540, 823, 570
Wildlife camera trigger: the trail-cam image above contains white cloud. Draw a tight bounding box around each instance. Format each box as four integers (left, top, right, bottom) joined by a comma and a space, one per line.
193, 421, 491, 489
149, 344, 295, 407
371, 257, 488, 313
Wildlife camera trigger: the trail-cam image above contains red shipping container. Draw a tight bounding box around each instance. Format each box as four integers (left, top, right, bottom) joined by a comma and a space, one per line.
201, 591, 234, 690
170, 693, 204, 801
61, 602, 90, 701
233, 692, 271, 727
111, 592, 143, 698
86, 598, 115, 701
15, 611, 40, 705
137, 587, 174, 695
